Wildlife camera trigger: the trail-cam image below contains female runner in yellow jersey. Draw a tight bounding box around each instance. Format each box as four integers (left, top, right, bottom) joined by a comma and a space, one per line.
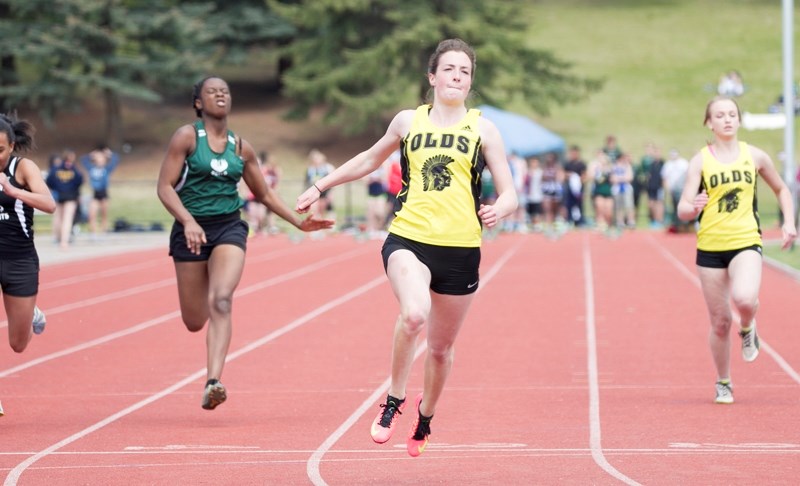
296, 39, 517, 456
678, 96, 796, 404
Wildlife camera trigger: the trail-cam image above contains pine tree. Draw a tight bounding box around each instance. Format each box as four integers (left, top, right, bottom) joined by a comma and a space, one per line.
270, 0, 601, 135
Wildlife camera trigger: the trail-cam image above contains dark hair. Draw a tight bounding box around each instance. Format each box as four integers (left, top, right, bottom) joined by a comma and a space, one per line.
0, 113, 35, 152
427, 38, 476, 78
192, 76, 222, 118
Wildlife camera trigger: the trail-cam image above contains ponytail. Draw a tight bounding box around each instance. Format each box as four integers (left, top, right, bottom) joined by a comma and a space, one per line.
0, 113, 35, 152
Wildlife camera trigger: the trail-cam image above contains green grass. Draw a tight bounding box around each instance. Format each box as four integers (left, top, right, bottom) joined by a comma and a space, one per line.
764, 241, 800, 270
519, 0, 798, 230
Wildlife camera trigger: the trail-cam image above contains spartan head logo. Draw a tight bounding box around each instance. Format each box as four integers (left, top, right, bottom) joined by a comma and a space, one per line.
719, 187, 743, 213
421, 154, 455, 191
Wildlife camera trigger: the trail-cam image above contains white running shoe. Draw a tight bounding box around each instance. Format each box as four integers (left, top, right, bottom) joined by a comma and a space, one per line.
32, 306, 46, 335
739, 321, 760, 362
714, 381, 734, 404
201, 381, 227, 410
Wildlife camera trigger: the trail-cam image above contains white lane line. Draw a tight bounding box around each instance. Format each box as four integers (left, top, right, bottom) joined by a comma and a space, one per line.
0, 247, 370, 378
307, 239, 523, 486
582, 236, 642, 486
3, 274, 386, 486
39, 242, 304, 291
648, 234, 800, 386
0, 243, 313, 329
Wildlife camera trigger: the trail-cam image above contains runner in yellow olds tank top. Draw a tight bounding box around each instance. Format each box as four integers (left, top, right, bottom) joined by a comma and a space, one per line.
296, 39, 517, 457
677, 96, 796, 405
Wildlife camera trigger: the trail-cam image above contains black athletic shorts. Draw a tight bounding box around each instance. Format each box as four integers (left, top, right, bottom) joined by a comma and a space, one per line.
93, 188, 109, 200
169, 212, 248, 262
0, 256, 40, 297
696, 244, 762, 269
381, 233, 480, 296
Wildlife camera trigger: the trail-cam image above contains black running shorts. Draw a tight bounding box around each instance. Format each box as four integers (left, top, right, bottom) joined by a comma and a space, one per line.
0, 256, 40, 297
381, 233, 480, 296
696, 244, 762, 269
169, 212, 248, 262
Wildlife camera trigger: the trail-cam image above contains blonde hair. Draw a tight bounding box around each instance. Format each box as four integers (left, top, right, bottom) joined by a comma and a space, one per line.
703, 96, 741, 126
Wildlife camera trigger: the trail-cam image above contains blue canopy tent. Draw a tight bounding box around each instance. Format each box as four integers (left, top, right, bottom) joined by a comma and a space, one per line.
477, 105, 565, 157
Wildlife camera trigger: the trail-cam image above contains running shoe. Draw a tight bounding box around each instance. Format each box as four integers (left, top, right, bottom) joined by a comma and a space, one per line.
370, 395, 406, 443
407, 393, 432, 457
201, 380, 227, 410
714, 380, 734, 404
739, 320, 760, 362
0, 400, 4, 417
32, 306, 46, 335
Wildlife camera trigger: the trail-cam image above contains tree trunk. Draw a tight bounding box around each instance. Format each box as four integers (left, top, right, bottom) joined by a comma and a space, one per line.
104, 88, 122, 150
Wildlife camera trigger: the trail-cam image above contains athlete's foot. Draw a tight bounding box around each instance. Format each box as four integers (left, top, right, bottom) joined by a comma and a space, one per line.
201, 380, 227, 410
407, 393, 432, 457
371, 395, 406, 443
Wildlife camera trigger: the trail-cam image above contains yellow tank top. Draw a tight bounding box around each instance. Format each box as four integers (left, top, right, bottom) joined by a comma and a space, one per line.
697, 142, 761, 251
389, 105, 485, 247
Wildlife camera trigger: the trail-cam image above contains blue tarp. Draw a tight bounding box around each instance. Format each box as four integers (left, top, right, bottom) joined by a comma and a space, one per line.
477, 105, 565, 157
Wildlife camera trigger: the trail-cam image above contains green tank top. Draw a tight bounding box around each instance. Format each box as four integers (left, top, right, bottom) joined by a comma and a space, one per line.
174, 121, 245, 217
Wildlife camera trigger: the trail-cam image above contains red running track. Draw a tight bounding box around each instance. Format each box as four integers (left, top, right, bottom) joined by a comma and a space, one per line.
1, 230, 799, 485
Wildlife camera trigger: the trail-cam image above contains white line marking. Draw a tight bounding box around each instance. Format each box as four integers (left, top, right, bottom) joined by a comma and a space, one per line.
0, 244, 325, 329
582, 236, 642, 486
648, 234, 800, 386
0, 247, 370, 378
3, 275, 386, 485
307, 239, 523, 486
41, 260, 162, 290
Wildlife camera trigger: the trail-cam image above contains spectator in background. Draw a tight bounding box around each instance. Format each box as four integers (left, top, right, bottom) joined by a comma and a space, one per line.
365, 159, 387, 239
588, 150, 613, 231
602, 134, 623, 163
717, 70, 745, 97
645, 145, 666, 229
540, 152, 564, 230
563, 145, 587, 227
662, 148, 690, 232
524, 156, 544, 231
506, 152, 528, 232
384, 150, 402, 228
611, 152, 635, 228
262, 151, 282, 234
242, 150, 282, 237
80, 145, 120, 238
633, 142, 654, 221
46, 149, 83, 249
305, 149, 335, 224
480, 165, 496, 206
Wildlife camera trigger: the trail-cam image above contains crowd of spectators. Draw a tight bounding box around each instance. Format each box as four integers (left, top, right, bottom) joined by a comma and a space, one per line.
478, 135, 692, 236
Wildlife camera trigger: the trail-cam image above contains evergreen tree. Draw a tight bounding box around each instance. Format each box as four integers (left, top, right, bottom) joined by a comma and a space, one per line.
0, 0, 293, 147
270, 0, 601, 135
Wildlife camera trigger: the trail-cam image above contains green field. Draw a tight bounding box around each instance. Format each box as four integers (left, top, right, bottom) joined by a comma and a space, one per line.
54, 0, 800, 261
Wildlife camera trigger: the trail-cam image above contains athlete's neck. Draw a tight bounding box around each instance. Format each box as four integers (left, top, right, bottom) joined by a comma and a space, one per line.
428, 103, 467, 128
709, 138, 740, 162
201, 116, 228, 137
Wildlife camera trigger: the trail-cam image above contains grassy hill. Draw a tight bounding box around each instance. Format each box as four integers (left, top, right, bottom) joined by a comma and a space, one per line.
524, 0, 794, 161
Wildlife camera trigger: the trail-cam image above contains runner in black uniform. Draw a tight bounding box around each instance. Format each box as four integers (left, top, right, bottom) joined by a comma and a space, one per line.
0, 113, 56, 416
157, 76, 332, 411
